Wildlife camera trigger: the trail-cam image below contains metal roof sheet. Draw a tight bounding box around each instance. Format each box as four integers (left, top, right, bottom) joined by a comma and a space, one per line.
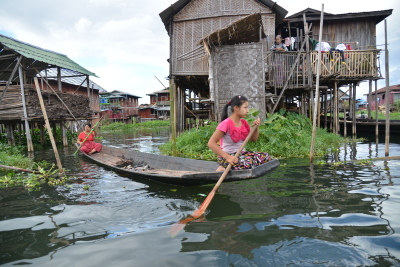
0, 34, 97, 77
40, 68, 105, 91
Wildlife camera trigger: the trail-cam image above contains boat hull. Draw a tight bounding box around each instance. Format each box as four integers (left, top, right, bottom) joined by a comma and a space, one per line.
77, 145, 279, 186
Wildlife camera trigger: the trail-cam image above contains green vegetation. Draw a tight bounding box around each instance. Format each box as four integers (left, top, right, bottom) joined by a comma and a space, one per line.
101, 120, 170, 131
0, 127, 76, 148
0, 143, 70, 190
159, 109, 348, 159
329, 110, 400, 120
0, 143, 32, 169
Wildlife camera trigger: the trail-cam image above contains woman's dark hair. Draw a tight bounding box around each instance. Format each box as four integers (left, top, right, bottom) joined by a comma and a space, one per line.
85, 123, 92, 128
221, 95, 248, 121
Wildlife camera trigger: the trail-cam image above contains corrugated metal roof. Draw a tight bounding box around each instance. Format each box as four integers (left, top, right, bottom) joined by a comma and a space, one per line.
0, 34, 97, 77
40, 68, 105, 92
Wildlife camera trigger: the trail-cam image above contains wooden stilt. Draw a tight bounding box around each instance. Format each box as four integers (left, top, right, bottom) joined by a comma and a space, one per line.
384, 20, 390, 156
40, 124, 45, 145
6, 124, 15, 145
368, 80, 372, 119
375, 80, 379, 141
352, 82, 357, 138
34, 77, 63, 173
324, 90, 328, 129
62, 121, 68, 147
310, 4, 324, 162
18, 62, 34, 152
169, 78, 177, 156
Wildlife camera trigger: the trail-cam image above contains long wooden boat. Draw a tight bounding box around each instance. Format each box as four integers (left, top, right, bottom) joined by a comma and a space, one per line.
76, 144, 279, 186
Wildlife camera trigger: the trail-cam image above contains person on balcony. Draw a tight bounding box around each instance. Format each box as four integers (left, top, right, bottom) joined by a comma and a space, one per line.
271, 35, 288, 52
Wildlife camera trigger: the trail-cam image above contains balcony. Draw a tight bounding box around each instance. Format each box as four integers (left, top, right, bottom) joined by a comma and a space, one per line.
266, 50, 380, 89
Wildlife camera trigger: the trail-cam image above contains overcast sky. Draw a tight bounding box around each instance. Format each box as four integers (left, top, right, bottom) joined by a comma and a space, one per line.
0, 0, 398, 103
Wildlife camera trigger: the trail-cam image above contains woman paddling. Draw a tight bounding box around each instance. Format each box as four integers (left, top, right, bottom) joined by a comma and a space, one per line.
77, 123, 102, 155
207, 95, 271, 171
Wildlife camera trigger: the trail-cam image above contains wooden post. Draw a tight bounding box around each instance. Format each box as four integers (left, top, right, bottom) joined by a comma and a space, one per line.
352, 83, 357, 138
40, 124, 45, 145
384, 19, 390, 156
343, 89, 347, 137
6, 124, 15, 145
18, 62, 34, 152
324, 90, 328, 129
310, 4, 324, 162
169, 78, 177, 156
34, 77, 63, 172
62, 122, 68, 147
368, 80, 372, 119
334, 81, 338, 134
57, 67, 62, 92
375, 80, 379, 140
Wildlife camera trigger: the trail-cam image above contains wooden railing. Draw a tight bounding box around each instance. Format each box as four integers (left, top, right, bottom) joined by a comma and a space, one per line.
266, 50, 380, 89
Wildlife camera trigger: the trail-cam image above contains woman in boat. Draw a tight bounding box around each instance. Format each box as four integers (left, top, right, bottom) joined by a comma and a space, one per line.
77, 123, 102, 155
207, 95, 271, 171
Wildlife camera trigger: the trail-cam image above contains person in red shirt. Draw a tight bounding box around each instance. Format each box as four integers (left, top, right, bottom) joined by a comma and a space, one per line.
77, 123, 102, 155
207, 95, 271, 171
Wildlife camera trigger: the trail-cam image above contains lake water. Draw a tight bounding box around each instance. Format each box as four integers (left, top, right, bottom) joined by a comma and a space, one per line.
0, 129, 399, 266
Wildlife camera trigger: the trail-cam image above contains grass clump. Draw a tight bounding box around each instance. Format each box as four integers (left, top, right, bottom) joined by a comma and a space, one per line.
160, 109, 347, 160
101, 120, 170, 131
0, 143, 32, 169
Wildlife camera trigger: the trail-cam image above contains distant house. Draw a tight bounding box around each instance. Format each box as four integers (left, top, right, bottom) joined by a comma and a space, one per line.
365, 84, 400, 110
138, 88, 170, 120
99, 90, 141, 122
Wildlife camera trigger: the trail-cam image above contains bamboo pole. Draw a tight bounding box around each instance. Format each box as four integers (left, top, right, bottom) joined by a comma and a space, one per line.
368, 80, 372, 119
375, 80, 379, 140
34, 77, 63, 173
169, 78, 177, 156
343, 88, 347, 137
310, 4, 324, 162
34, 67, 84, 132
352, 83, 357, 138
18, 62, 34, 152
384, 20, 390, 156
334, 81, 338, 134
324, 90, 328, 129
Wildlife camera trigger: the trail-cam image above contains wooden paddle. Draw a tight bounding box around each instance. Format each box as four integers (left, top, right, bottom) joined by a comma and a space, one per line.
73, 116, 104, 155
168, 125, 259, 237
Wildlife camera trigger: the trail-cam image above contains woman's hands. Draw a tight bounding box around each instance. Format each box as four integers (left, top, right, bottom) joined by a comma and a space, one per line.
224, 154, 238, 165
252, 118, 261, 127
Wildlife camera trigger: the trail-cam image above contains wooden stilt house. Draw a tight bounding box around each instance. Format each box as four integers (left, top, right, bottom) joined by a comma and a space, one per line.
0, 34, 99, 151
160, 2, 393, 138
159, 0, 288, 131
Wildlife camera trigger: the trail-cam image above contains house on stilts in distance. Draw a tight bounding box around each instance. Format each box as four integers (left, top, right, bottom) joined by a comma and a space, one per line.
159, 0, 392, 135
0, 34, 101, 151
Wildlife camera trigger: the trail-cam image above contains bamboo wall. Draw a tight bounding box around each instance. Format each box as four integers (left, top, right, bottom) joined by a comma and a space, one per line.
313, 19, 377, 49
171, 0, 275, 75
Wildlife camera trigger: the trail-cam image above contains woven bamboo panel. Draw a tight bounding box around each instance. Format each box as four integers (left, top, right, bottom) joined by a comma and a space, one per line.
212, 43, 265, 120
174, 0, 272, 21
172, 12, 275, 75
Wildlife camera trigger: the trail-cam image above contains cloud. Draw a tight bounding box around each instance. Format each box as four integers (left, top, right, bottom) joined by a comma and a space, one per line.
0, 0, 398, 103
